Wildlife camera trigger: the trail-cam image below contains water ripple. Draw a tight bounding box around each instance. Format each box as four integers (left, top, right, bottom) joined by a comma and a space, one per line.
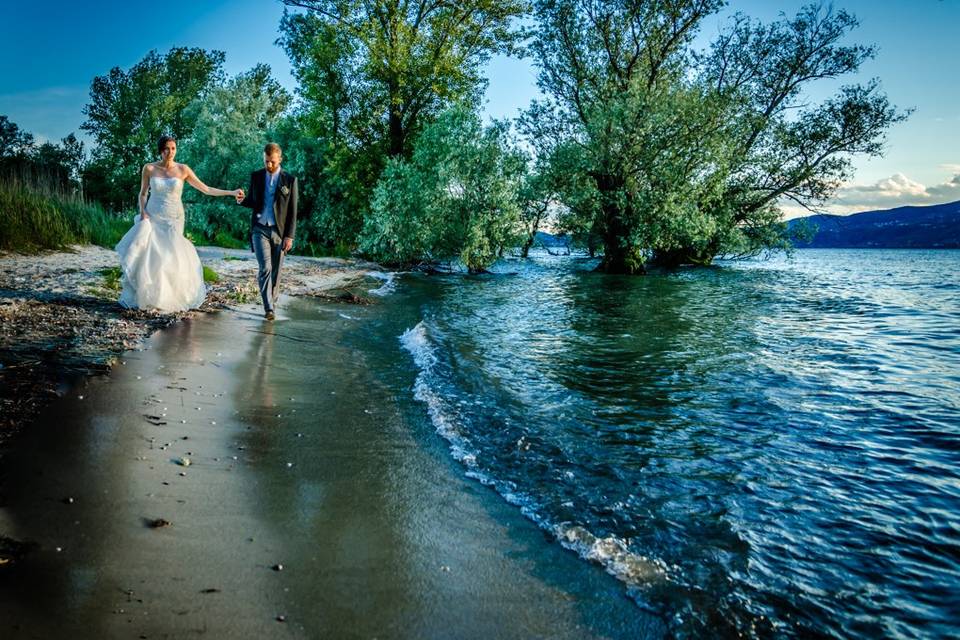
396, 249, 960, 638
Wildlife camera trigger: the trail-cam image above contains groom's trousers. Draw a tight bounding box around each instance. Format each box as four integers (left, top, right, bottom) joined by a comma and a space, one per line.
252, 223, 285, 313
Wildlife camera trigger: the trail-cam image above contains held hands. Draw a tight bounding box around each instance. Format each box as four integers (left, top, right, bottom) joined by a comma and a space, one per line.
140, 211, 150, 221
234, 188, 245, 203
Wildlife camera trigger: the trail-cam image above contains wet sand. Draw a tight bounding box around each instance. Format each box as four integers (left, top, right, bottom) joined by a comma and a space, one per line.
0, 299, 663, 638
0, 244, 377, 447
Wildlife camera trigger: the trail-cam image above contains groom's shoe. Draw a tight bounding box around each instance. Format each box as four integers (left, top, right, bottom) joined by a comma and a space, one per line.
265, 310, 275, 321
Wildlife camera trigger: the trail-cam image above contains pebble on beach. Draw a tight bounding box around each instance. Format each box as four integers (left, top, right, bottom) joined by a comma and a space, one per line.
146, 518, 171, 529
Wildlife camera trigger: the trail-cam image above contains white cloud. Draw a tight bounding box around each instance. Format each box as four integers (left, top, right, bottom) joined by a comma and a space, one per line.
781, 171, 960, 219
832, 173, 929, 206
928, 174, 960, 200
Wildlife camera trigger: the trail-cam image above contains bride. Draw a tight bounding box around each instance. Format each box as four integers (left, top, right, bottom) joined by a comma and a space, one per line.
115, 135, 243, 312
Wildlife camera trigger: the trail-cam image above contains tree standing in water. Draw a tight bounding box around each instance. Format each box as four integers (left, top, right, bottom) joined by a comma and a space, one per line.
526, 1, 906, 273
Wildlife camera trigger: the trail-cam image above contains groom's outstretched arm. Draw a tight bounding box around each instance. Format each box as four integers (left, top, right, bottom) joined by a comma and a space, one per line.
237, 172, 256, 209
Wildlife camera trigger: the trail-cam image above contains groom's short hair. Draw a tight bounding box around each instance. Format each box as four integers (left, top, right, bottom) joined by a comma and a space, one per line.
264, 143, 282, 156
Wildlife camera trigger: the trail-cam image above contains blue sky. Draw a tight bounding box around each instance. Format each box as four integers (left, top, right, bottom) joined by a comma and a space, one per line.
2, 0, 958, 216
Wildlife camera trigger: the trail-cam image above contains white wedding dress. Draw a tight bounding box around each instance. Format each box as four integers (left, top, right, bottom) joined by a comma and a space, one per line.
115, 177, 206, 312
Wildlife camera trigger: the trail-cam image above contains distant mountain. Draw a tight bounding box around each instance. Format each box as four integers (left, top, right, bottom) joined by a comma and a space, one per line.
534, 231, 570, 248
789, 200, 960, 248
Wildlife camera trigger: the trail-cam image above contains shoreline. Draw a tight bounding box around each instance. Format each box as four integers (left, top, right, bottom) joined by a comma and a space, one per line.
0, 278, 657, 638
0, 244, 381, 451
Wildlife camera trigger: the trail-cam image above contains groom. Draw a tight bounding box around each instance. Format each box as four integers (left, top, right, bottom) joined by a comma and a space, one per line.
237, 143, 298, 320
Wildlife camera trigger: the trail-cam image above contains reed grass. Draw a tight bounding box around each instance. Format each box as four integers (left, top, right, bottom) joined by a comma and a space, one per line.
0, 174, 130, 254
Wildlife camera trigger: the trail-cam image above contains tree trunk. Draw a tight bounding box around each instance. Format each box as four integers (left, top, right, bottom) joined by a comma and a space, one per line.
387, 83, 404, 157
388, 108, 404, 157
521, 207, 545, 259
598, 238, 645, 274
521, 234, 534, 258
593, 174, 645, 274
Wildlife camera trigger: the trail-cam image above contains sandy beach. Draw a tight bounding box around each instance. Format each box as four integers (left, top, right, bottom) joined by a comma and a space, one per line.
0, 248, 661, 638
0, 245, 378, 447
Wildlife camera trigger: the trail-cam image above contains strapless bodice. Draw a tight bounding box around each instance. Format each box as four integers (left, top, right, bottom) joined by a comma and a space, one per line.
146, 177, 185, 222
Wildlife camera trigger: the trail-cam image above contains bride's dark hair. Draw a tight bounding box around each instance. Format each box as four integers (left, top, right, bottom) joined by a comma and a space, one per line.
157, 135, 176, 154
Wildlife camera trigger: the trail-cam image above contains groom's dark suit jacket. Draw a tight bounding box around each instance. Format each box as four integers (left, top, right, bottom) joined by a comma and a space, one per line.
238, 169, 298, 244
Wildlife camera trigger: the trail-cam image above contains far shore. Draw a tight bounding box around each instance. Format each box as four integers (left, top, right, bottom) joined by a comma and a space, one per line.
0, 244, 383, 450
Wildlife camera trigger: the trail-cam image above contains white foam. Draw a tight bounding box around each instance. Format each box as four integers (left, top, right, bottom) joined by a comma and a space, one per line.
400, 322, 473, 461
367, 270, 398, 296
399, 322, 434, 368
400, 320, 668, 593
555, 524, 667, 587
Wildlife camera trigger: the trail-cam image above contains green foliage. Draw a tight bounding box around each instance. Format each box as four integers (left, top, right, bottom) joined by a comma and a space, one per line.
61, 199, 131, 248
277, 0, 526, 248
526, 0, 907, 271
0, 115, 35, 157
516, 138, 602, 255
81, 48, 226, 210
298, 239, 353, 258
361, 106, 526, 272
0, 175, 129, 253
280, 0, 526, 157
211, 231, 247, 250
272, 114, 373, 248
202, 266, 220, 283
15, 1, 905, 275
1, 116, 86, 193
179, 64, 292, 246
228, 282, 257, 304
98, 266, 122, 292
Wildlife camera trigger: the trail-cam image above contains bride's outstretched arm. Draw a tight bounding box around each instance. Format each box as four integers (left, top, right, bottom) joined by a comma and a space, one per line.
138, 166, 150, 220
184, 166, 243, 199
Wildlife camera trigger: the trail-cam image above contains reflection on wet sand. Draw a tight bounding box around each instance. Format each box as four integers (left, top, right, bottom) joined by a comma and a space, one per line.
0, 316, 286, 637
0, 302, 661, 638
232, 316, 417, 636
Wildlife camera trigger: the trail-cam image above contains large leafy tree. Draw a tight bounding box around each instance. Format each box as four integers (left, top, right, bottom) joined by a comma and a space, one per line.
278, 0, 527, 246
527, 1, 905, 273
179, 65, 292, 246
281, 0, 526, 157
0, 116, 85, 192
360, 105, 526, 272
676, 5, 908, 267
81, 48, 225, 210
0, 116, 36, 158
31, 134, 86, 191
527, 0, 723, 273
515, 142, 600, 258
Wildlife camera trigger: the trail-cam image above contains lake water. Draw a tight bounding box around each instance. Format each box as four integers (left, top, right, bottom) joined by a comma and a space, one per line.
357, 249, 960, 638
2, 249, 956, 638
